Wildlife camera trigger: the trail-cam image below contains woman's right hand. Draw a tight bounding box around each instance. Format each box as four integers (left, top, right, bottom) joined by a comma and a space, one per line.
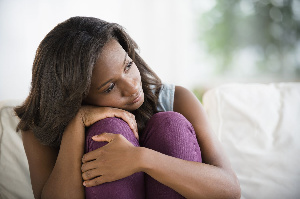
77, 106, 139, 140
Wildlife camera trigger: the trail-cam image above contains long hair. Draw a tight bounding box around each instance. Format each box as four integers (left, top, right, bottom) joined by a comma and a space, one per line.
14, 16, 161, 147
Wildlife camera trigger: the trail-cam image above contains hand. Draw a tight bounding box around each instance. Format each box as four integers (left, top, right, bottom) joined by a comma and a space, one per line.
81, 133, 141, 187
78, 106, 139, 140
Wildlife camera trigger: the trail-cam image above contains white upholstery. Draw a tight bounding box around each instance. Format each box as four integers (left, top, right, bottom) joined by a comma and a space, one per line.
0, 82, 299, 199
0, 100, 34, 199
203, 82, 300, 199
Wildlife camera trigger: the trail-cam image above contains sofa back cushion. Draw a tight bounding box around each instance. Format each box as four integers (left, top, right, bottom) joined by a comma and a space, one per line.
0, 100, 34, 199
203, 83, 300, 199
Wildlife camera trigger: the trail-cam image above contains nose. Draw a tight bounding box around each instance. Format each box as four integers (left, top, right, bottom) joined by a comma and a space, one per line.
120, 77, 139, 97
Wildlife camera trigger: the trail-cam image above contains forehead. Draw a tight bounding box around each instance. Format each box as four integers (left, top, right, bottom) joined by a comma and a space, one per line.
92, 39, 126, 77
97, 39, 126, 67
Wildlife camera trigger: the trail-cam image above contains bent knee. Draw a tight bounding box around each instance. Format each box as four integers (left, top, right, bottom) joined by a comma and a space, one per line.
85, 117, 139, 152
143, 111, 197, 144
150, 111, 193, 131
142, 112, 202, 162
151, 111, 185, 122
86, 117, 130, 137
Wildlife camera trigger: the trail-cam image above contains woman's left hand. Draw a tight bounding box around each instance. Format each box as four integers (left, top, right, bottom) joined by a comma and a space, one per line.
81, 133, 141, 187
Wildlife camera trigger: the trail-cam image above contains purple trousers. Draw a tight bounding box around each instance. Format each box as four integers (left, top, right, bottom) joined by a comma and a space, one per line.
85, 111, 202, 199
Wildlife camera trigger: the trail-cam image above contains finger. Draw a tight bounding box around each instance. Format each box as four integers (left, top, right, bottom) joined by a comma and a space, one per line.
81, 160, 98, 173
133, 129, 139, 140
91, 132, 116, 142
126, 113, 138, 137
82, 168, 101, 181
128, 114, 138, 140
112, 110, 138, 136
82, 133, 116, 163
83, 176, 107, 187
82, 148, 101, 163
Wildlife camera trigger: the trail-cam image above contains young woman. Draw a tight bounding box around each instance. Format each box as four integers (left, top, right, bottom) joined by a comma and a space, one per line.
15, 16, 240, 199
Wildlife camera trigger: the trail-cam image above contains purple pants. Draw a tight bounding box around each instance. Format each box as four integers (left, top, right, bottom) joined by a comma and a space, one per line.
85, 111, 202, 199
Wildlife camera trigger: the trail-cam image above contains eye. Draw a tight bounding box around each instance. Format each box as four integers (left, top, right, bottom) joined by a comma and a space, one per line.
104, 83, 115, 93
124, 61, 133, 73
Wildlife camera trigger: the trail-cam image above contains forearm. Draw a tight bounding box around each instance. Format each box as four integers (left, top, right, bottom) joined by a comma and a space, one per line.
42, 116, 85, 199
139, 147, 240, 199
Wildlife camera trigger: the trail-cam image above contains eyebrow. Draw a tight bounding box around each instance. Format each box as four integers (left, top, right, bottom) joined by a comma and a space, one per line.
96, 52, 128, 90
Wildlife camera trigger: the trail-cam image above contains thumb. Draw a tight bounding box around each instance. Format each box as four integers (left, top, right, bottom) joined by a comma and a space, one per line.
92, 133, 115, 143
133, 130, 139, 141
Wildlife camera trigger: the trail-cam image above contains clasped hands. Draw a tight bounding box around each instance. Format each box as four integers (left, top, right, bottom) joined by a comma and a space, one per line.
78, 106, 141, 187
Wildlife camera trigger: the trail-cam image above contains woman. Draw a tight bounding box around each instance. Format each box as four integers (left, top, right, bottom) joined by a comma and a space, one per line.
15, 16, 240, 199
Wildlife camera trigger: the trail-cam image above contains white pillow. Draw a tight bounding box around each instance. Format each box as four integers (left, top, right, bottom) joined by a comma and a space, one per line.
202, 83, 300, 199
0, 100, 34, 199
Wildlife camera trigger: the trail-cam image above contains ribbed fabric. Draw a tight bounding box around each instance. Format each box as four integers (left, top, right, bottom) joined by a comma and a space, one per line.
85, 118, 145, 199
141, 112, 202, 199
85, 112, 202, 199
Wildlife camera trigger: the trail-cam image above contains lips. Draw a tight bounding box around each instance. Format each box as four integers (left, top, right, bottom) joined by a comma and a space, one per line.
131, 89, 142, 104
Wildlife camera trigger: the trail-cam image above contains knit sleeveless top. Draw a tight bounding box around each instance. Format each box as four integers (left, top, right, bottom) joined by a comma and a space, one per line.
156, 83, 175, 112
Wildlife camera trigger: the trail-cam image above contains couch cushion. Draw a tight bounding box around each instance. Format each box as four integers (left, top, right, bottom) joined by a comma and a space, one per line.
202, 83, 300, 199
0, 100, 34, 199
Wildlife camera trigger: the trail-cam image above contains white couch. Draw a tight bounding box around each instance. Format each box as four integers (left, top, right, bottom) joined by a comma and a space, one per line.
1, 82, 300, 199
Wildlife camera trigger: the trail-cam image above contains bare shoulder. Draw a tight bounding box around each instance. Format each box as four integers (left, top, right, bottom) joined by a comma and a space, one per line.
173, 85, 210, 142
173, 85, 205, 125
22, 130, 58, 198
22, 130, 58, 158
173, 85, 201, 109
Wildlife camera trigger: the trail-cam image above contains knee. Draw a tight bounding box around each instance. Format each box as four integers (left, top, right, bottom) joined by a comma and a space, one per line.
86, 117, 130, 138
85, 117, 139, 153
151, 111, 183, 122
149, 111, 194, 134
142, 112, 202, 162
142, 111, 196, 145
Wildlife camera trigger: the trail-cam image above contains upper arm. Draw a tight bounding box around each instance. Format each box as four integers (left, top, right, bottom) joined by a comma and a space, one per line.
173, 86, 231, 169
22, 130, 58, 199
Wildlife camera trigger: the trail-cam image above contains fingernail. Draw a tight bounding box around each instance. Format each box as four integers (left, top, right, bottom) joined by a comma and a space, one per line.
92, 135, 99, 139
83, 181, 86, 186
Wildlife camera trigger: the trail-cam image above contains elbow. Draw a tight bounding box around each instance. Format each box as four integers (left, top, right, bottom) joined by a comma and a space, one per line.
234, 181, 241, 199
230, 184, 241, 199
226, 173, 241, 199
214, 169, 241, 199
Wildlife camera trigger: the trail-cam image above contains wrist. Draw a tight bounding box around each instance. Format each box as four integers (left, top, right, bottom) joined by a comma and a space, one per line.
62, 112, 85, 142
135, 147, 152, 173
66, 113, 84, 132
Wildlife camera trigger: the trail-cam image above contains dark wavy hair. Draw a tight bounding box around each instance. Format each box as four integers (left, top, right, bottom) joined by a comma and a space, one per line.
14, 16, 161, 147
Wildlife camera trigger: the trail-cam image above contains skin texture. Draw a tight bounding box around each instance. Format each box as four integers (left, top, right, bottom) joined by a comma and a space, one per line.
84, 40, 144, 112
22, 39, 241, 199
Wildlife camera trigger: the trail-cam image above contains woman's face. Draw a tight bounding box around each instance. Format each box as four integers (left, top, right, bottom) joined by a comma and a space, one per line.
84, 39, 144, 111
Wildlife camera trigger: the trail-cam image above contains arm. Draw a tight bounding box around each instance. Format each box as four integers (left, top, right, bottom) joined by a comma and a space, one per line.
81, 86, 241, 198
139, 86, 241, 198
23, 113, 86, 199
22, 106, 138, 199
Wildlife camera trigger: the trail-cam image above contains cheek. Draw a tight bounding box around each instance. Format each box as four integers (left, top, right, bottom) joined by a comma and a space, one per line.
84, 89, 108, 106
91, 94, 112, 105
134, 66, 142, 81
91, 93, 125, 107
